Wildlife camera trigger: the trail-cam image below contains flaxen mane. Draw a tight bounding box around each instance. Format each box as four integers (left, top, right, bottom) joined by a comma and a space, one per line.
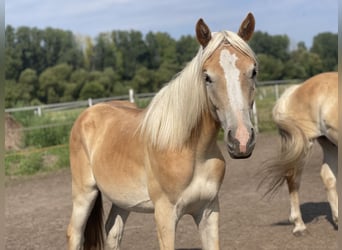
139, 31, 257, 150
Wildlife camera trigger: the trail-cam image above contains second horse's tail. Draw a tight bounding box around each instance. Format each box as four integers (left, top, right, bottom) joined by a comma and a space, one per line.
259, 114, 311, 196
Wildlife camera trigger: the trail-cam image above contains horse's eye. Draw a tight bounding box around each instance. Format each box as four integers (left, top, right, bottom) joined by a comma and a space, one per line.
251, 68, 257, 78
204, 73, 213, 84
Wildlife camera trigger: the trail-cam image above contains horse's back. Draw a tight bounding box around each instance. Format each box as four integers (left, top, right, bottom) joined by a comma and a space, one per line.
70, 101, 141, 152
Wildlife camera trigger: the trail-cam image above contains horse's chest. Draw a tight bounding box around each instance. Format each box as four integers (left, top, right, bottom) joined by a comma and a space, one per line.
176, 159, 225, 213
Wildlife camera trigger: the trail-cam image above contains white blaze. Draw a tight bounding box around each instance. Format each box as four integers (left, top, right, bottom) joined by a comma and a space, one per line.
219, 49, 250, 153
219, 49, 244, 111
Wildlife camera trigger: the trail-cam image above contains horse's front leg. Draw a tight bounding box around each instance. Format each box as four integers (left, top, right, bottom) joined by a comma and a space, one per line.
154, 199, 178, 250
193, 197, 220, 250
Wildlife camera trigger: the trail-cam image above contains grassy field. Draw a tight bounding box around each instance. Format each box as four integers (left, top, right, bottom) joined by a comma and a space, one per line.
5, 84, 291, 176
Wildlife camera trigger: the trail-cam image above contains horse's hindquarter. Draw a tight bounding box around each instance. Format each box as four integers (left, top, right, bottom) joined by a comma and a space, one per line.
73, 103, 153, 212
276, 72, 338, 142
294, 72, 338, 141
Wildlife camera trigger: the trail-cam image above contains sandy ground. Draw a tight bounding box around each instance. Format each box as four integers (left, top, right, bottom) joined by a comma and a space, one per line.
5, 133, 337, 249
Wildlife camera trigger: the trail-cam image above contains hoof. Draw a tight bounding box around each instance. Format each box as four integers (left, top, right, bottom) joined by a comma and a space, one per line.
333, 216, 338, 224
292, 224, 307, 237
293, 229, 306, 237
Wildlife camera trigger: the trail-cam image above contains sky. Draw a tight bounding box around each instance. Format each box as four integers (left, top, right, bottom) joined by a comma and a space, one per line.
5, 0, 338, 49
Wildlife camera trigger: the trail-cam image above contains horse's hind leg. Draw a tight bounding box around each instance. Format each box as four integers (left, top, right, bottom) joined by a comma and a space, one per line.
67, 139, 99, 250
67, 184, 99, 250
286, 167, 306, 236
318, 138, 338, 226
105, 204, 130, 250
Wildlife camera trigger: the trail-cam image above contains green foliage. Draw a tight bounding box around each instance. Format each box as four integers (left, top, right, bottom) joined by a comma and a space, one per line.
249, 31, 337, 81
5, 145, 69, 176
79, 81, 106, 99
257, 54, 284, 80
249, 31, 290, 61
12, 110, 78, 148
5, 25, 338, 108
310, 32, 338, 72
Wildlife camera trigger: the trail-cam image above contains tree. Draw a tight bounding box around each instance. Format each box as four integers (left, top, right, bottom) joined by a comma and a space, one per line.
249, 31, 290, 61
18, 68, 38, 99
92, 33, 118, 71
5, 25, 22, 80
41, 28, 83, 68
69, 69, 89, 100
284, 42, 323, 79
129, 66, 154, 93
176, 35, 199, 66
38, 64, 73, 103
79, 81, 105, 99
5, 80, 32, 107
256, 54, 285, 80
112, 30, 148, 80
83, 36, 94, 70
310, 32, 337, 71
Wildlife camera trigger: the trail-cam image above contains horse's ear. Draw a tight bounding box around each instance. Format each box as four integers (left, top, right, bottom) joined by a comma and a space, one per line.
238, 12, 255, 41
196, 18, 212, 48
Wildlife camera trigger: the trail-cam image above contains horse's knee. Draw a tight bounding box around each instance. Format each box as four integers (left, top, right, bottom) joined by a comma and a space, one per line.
320, 163, 336, 189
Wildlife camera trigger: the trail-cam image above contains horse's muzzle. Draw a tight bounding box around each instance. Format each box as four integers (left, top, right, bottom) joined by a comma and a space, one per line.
226, 128, 256, 159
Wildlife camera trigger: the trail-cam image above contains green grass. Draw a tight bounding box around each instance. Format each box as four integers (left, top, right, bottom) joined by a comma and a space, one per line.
5, 144, 69, 176
12, 109, 82, 148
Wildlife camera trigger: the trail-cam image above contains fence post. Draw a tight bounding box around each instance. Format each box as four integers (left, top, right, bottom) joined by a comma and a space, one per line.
129, 88, 135, 103
88, 98, 93, 107
36, 106, 42, 116
274, 84, 279, 100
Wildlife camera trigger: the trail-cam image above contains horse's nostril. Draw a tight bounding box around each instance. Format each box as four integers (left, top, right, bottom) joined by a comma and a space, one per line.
227, 130, 239, 151
227, 130, 233, 140
249, 128, 256, 144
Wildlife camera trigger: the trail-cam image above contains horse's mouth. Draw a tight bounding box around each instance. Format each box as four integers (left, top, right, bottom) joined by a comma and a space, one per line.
227, 148, 253, 159
226, 141, 254, 159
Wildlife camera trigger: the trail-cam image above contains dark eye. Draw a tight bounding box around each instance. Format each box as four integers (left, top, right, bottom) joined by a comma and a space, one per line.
204, 73, 213, 84
251, 67, 257, 78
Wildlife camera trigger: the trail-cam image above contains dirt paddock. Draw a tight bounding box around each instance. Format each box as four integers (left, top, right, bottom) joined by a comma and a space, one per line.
5, 133, 337, 249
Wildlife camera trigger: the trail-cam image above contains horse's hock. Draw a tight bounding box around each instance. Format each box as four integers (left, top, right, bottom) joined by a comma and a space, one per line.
5, 114, 23, 151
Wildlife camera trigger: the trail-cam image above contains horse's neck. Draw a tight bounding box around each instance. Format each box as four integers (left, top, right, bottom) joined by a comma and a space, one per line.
190, 110, 221, 151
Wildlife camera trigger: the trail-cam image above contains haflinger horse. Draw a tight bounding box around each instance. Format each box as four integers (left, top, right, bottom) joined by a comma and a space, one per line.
261, 72, 338, 236
67, 13, 258, 250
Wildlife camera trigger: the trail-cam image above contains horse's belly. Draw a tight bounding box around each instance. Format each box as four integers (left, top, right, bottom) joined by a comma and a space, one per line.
107, 191, 154, 213
95, 172, 154, 213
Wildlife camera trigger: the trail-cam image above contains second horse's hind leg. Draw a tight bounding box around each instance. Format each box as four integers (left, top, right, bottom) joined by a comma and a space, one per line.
105, 204, 130, 250
318, 138, 338, 226
286, 167, 306, 236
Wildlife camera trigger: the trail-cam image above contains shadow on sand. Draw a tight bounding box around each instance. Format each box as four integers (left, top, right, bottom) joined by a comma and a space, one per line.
272, 201, 338, 230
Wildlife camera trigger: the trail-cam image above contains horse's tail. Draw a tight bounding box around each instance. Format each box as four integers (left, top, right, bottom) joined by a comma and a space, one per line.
259, 112, 311, 197
84, 193, 104, 250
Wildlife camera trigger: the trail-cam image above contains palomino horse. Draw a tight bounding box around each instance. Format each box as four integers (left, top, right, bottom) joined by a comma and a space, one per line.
67, 13, 258, 250
261, 72, 338, 235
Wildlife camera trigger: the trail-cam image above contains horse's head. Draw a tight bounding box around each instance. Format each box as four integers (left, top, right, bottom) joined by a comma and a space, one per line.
197, 13, 257, 159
